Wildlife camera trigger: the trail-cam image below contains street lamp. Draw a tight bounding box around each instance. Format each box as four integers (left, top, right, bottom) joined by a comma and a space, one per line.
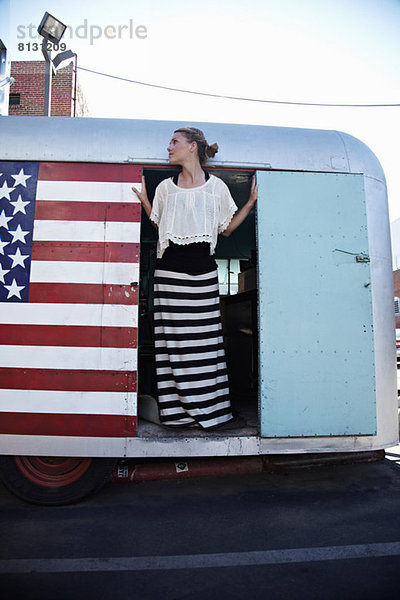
52, 49, 76, 70
37, 12, 67, 46
37, 12, 67, 116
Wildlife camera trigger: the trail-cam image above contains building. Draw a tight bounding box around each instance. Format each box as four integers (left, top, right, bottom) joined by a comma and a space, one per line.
9, 60, 89, 117
391, 218, 400, 271
394, 269, 400, 329
390, 219, 400, 328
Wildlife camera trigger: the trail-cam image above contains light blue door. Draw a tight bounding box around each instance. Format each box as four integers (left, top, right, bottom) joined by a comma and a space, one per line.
257, 171, 376, 437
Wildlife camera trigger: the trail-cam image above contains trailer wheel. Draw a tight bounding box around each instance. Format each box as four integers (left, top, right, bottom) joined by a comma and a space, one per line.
0, 456, 117, 506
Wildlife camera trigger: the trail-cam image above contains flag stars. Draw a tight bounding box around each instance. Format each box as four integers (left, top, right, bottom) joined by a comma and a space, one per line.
0, 162, 37, 303
0, 180, 15, 201
9, 224, 29, 244
0, 264, 10, 284
0, 239, 10, 255
8, 247, 29, 269
0, 209, 13, 230
3, 278, 25, 300
11, 169, 32, 188
10, 194, 30, 215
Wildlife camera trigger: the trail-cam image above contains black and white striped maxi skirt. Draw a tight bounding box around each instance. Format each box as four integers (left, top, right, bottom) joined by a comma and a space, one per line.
153, 268, 233, 429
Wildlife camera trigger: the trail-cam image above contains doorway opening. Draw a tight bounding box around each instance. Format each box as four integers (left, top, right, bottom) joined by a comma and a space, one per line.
137, 167, 259, 437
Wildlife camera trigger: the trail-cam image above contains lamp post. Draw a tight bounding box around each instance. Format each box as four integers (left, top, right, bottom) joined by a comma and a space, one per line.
37, 12, 67, 116
0, 39, 13, 116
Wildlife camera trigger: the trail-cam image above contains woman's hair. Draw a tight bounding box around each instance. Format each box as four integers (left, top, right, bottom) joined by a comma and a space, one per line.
174, 126, 218, 165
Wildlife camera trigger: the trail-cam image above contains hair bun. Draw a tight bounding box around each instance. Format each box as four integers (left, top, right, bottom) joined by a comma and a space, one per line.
174, 127, 219, 164
206, 142, 219, 158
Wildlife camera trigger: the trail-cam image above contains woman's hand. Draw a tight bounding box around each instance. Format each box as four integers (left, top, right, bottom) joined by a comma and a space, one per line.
132, 176, 152, 217
131, 175, 148, 205
248, 174, 258, 207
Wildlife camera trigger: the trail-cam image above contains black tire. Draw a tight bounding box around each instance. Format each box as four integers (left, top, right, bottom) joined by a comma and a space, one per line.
0, 456, 118, 506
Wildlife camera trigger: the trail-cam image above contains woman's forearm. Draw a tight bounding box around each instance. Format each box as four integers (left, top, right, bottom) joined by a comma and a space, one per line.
222, 175, 258, 237
222, 199, 255, 237
141, 199, 152, 219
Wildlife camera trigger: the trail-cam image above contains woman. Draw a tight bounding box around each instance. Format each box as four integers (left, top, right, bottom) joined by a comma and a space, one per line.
132, 126, 257, 430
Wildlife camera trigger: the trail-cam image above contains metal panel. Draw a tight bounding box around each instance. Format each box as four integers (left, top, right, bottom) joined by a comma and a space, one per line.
0, 117, 386, 186
257, 171, 376, 437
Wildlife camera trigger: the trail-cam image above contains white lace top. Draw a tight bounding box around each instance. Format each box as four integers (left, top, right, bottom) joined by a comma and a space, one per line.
150, 175, 238, 258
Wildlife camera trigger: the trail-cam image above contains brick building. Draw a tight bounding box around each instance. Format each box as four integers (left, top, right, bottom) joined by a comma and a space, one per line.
9, 60, 75, 117
394, 269, 400, 329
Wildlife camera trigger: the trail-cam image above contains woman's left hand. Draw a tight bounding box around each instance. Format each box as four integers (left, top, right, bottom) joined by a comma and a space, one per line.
249, 174, 258, 206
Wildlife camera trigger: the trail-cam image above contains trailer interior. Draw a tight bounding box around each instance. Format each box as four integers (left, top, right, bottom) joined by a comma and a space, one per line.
137, 167, 259, 437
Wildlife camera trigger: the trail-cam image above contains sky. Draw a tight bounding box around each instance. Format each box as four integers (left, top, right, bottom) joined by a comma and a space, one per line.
1, 0, 400, 222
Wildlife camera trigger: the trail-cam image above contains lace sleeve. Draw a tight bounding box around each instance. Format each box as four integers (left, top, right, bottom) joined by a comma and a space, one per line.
218, 180, 238, 234
150, 179, 167, 226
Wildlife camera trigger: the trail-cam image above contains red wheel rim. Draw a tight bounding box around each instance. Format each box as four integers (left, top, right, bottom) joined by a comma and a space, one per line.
14, 457, 92, 488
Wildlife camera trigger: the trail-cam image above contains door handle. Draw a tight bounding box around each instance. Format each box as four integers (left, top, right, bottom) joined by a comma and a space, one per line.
334, 249, 370, 263
355, 254, 370, 263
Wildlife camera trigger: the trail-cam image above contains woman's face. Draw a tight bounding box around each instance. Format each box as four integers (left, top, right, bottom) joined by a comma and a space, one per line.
167, 132, 194, 165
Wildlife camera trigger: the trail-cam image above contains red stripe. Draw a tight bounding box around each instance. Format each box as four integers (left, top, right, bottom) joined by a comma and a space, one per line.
0, 324, 137, 348
0, 368, 137, 392
29, 283, 138, 304
0, 413, 137, 437
32, 241, 140, 263
35, 200, 141, 222
38, 162, 142, 182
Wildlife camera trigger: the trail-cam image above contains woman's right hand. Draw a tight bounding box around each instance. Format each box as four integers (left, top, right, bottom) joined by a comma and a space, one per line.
132, 176, 152, 218
132, 175, 148, 205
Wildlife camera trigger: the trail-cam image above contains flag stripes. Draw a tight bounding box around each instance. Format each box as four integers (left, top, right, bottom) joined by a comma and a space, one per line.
28, 283, 138, 304
30, 260, 139, 284
32, 220, 140, 243
0, 161, 141, 440
0, 324, 137, 348
36, 181, 137, 203
38, 162, 142, 182
0, 345, 137, 371
1, 390, 136, 415
0, 413, 136, 438
2, 303, 138, 326
35, 200, 141, 221
0, 368, 136, 392
31, 241, 140, 263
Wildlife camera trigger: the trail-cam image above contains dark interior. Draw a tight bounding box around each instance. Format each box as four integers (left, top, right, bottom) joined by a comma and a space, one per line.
137, 167, 259, 437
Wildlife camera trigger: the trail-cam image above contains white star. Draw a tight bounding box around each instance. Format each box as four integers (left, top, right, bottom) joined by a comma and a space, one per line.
3, 278, 25, 299
0, 209, 13, 230
0, 264, 10, 284
9, 224, 29, 244
11, 169, 31, 188
0, 180, 15, 201
8, 247, 29, 269
10, 194, 30, 215
0, 240, 10, 255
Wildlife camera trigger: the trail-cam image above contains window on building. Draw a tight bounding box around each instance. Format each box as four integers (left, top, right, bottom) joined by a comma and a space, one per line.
9, 94, 21, 107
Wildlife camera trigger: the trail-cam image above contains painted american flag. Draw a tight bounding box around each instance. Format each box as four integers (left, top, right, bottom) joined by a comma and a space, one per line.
0, 161, 142, 441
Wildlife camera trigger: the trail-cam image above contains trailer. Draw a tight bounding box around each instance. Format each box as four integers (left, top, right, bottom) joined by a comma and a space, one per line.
0, 116, 397, 504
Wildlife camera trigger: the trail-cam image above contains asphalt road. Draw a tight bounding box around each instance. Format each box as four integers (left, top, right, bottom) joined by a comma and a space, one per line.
1, 447, 400, 600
